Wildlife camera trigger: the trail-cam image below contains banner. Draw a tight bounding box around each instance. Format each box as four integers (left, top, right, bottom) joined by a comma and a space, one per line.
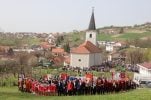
85, 73, 93, 83
60, 73, 68, 80
120, 72, 125, 79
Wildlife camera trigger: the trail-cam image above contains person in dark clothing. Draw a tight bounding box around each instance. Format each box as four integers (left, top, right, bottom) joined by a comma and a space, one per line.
80, 81, 85, 95
73, 79, 79, 95
96, 78, 101, 95
57, 80, 63, 96
104, 79, 108, 94
77, 79, 82, 95
91, 81, 96, 95
100, 79, 104, 94
62, 80, 67, 96
115, 81, 120, 93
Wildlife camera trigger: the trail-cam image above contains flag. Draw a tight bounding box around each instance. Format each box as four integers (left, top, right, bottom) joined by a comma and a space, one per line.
85, 73, 93, 83
60, 73, 68, 80
120, 72, 125, 79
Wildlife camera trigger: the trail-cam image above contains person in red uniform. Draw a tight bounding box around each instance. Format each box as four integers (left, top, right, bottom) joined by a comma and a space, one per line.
67, 80, 74, 95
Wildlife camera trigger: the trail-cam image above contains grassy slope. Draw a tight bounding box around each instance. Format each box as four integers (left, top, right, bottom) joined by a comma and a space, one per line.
62, 32, 85, 47
97, 34, 114, 41
0, 37, 41, 46
97, 32, 151, 41
0, 87, 151, 100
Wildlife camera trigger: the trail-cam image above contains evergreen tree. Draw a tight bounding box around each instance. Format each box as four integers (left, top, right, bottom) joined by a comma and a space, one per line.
7, 48, 14, 56
119, 27, 124, 34
63, 42, 70, 53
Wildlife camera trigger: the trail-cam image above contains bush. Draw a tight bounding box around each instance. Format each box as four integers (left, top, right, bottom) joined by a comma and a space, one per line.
0, 75, 18, 87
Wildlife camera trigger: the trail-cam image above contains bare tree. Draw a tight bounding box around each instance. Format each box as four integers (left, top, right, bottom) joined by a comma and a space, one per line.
126, 49, 144, 65
16, 52, 32, 76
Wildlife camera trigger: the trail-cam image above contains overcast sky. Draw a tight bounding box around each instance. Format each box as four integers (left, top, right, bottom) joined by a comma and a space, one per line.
0, 0, 151, 33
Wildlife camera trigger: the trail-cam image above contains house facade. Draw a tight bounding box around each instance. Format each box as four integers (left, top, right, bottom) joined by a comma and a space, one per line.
134, 62, 151, 82
137, 62, 151, 77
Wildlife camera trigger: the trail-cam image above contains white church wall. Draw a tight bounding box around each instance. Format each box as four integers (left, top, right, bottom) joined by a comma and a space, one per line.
89, 54, 95, 67
95, 53, 102, 65
70, 53, 90, 68
86, 31, 97, 46
89, 53, 102, 66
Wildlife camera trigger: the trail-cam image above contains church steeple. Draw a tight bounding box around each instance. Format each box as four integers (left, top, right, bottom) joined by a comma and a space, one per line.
86, 8, 97, 46
88, 7, 96, 30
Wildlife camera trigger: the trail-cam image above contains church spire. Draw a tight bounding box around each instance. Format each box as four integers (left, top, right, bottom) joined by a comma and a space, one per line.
88, 7, 96, 30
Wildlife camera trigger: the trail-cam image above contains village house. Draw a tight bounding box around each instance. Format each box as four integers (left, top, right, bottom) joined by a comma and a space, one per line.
51, 56, 65, 66
51, 47, 66, 56
134, 62, 151, 83
0, 46, 10, 55
98, 41, 122, 52
41, 42, 55, 50
137, 62, 151, 77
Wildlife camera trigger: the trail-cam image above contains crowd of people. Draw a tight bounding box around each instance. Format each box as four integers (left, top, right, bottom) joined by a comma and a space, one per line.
18, 73, 137, 96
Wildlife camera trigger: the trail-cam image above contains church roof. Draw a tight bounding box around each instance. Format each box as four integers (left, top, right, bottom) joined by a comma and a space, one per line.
71, 41, 101, 54
88, 9, 96, 30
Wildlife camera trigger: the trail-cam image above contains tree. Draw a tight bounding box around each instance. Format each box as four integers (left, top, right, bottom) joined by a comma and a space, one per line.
55, 36, 64, 46
143, 49, 151, 62
7, 48, 14, 56
16, 53, 32, 76
119, 27, 124, 34
126, 48, 144, 65
63, 42, 70, 53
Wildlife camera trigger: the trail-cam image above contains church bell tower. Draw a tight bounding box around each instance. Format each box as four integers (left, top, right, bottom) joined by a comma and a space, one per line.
86, 8, 97, 46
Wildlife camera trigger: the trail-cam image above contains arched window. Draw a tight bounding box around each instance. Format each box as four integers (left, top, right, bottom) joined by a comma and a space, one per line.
89, 34, 92, 38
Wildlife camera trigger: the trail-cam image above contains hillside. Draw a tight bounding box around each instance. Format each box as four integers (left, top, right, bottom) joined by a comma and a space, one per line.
97, 32, 151, 41
64, 22, 151, 47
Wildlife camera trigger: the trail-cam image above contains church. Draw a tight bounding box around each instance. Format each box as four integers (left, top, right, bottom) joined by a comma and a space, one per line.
70, 10, 102, 68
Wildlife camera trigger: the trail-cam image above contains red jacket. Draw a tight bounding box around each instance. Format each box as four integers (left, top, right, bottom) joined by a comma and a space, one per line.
67, 82, 73, 91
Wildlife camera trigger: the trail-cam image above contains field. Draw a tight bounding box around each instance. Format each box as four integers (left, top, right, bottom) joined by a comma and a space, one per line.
63, 31, 151, 48
0, 87, 151, 100
97, 32, 151, 41
0, 36, 41, 46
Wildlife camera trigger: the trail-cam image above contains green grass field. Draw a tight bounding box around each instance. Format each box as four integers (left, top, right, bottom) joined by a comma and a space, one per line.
0, 87, 151, 100
97, 32, 151, 41
0, 36, 41, 46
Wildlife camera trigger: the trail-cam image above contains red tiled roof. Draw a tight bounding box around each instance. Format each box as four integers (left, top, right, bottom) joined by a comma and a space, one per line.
140, 62, 151, 69
41, 42, 52, 49
64, 57, 70, 64
71, 41, 101, 54
52, 48, 65, 53
52, 56, 65, 65
0, 46, 10, 49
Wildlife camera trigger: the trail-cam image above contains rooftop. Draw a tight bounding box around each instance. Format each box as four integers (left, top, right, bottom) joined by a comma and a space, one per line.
139, 62, 151, 69
71, 41, 101, 54
88, 8, 96, 30
52, 48, 65, 53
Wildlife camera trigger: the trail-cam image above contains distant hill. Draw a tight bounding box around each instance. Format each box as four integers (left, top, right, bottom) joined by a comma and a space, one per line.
97, 32, 151, 41
97, 22, 151, 34
63, 22, 151, 47
96, 22, 151, 41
